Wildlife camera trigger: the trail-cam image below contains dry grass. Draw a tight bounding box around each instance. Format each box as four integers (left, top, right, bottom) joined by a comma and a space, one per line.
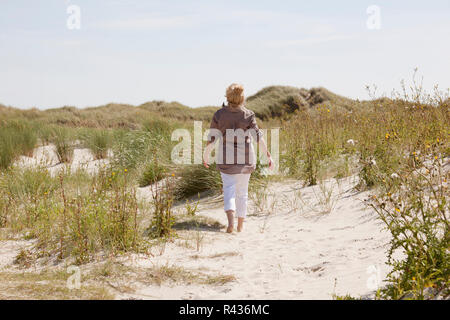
0, 270, 114, 300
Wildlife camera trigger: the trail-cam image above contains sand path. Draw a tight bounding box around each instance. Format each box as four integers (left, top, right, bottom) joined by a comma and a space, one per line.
127, 177, 391, 299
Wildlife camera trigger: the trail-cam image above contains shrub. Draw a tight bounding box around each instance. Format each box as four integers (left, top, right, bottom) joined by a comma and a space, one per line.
79, 129, 112, 159
111, 130, 152, 170
369, 151, 449, 299
138, 161, 166, 187
0, 120, 38, 169
52, 126, 74, 163
174, 164, 222, 200
149, 176, 176, 238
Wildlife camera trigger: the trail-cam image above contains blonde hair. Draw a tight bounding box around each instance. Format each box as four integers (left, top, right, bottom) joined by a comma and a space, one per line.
226, 83, 245, 107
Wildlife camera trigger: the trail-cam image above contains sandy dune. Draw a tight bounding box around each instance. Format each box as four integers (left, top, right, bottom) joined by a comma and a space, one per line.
13, 144, 110, 176
123, 177, 391, 299
1, 146, 393, 299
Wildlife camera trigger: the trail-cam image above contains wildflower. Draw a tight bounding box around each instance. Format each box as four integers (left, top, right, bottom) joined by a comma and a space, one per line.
436, 138, 440, 143
395, 208, 401, 213
347, 139, 355, 146
124, 168, 128, 172
385, 133, 390, 140
412, 277, 416, 281
390, 173, 399, 179
434, 156, 438, 160
327, 109, 330, 113
370, 159, 377, 166
112, 172, 115, 176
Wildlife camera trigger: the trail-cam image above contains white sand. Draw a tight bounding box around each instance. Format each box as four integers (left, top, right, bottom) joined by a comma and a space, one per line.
125, 176, 391, 300
12, 144, 111, 176
3, 145, 394, 299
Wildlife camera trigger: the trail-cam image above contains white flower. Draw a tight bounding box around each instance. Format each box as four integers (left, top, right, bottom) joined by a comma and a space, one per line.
390, 173, 399, 179
370, 159, 377, 166
347, 139, 356, 146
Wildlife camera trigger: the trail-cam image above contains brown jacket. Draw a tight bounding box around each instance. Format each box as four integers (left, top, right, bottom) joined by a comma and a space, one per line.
207, 104, 263, 174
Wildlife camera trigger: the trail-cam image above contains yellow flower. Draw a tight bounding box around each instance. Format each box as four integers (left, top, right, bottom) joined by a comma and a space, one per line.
112, 172, 115, 176
435, 156, 438, 160
385, 133, 390, 139
124, 169, 128, 172
327, 109, 330, 113
171, 173, 175, 177
412, 277, 416, 281
436, 138, 440, 143
395, 208, 401, 213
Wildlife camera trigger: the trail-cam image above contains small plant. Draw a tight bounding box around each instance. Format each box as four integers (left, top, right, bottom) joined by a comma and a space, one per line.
249, 183, 269, 215
14, 249, 34, 268
149, 175, 176, 239
80, 129, 112, 159
185, 197, 200, 216
138, 161, 166, 187
52, 127, 74, 163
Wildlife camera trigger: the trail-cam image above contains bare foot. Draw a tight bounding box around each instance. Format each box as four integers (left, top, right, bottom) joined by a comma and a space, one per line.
237, 217, 244, 232
226, 210, 234, 233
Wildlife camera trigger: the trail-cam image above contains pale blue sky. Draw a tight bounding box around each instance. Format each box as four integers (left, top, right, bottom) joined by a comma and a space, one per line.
1, 0, 449, 109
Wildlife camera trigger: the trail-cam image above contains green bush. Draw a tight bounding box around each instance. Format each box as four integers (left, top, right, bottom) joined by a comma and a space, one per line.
79, 129, 112, 159
52, 126, 74, 163
0, 120, 38, 169
174, 165, 221, 200
138, 161, 166, 187
370, 152, 449, 299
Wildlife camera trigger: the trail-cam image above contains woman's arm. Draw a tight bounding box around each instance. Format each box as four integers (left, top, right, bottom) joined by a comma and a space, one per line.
203, 141, 215, 168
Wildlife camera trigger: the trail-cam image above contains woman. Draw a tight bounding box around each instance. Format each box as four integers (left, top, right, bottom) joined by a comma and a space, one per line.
203, 83, 274, 233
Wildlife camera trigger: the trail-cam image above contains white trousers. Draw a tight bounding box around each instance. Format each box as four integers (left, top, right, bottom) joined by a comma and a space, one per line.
220, 172, 251, 218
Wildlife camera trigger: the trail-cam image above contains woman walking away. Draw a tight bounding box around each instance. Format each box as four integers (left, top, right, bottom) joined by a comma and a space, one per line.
203, 83, 274, 233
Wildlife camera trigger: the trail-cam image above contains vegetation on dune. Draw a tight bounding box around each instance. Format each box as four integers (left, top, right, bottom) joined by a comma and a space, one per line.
369, 156, 449, 299
79, 128, 113, 160
174, 164, 222, 200
0, 77, 449, 299
246, 85, 356, 120
0, 120, 38, 169
1, 167, 147, 264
